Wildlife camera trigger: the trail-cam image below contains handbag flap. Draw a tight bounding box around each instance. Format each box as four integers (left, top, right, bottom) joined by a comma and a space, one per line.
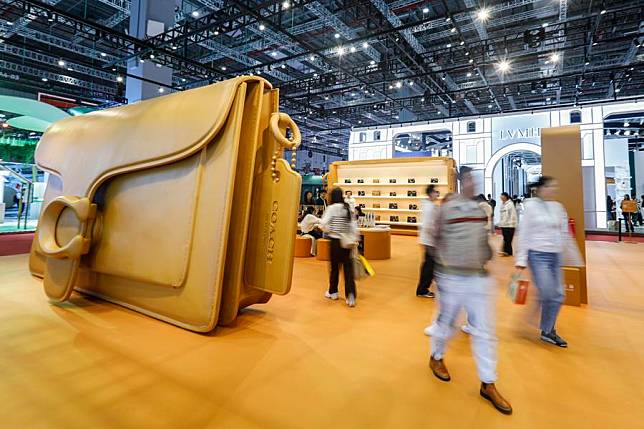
35, 76, 270, 197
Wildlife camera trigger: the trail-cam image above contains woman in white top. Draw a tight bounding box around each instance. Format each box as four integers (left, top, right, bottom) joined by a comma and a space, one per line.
515, 176, 571, 348
300, 206, 323, 239
416, 184, 440, 298
320, 187, 359, 307
497, 192, 518, 256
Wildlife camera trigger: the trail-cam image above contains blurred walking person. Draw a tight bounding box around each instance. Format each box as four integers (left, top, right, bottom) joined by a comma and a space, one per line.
497, 192, 518, 256
426, 166, 512, 415
515, 176, 582, 348
320, 188, 358, 307
416, 185, 440, 298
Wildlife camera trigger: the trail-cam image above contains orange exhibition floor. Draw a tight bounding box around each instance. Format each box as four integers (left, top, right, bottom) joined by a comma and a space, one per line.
0, 236, 643, 428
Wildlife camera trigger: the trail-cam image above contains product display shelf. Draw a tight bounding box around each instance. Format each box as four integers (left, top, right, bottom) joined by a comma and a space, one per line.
329, 157, 457, 236
362, 208, 421, 214
333, 182, 448, 187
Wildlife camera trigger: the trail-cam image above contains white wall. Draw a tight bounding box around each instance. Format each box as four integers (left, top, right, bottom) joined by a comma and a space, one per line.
635, 151, 644, 198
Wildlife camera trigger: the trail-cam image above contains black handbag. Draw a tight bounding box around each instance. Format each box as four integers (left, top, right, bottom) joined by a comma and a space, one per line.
389, 178, 397, 183
390, 192, 397, 196
408, 178, 415, 183
408, 190, 417, 197
409, 203, 418, 210
390, 216, 399, 222
407, 216, 417, 223
358, 191, 365, 196
357, 179, 364, 183
389, 203, 398, 209
345, 179, 352, 183
430, 178, 439, 184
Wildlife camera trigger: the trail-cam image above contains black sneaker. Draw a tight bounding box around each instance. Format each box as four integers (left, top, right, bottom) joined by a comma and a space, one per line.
540, 330, 568, 348
417, 291, 435, 298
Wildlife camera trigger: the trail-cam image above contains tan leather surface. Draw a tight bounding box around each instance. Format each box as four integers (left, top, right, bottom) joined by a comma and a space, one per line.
30, 77, 301, 331
88, 153, 203, 287
35, 77, 264, 197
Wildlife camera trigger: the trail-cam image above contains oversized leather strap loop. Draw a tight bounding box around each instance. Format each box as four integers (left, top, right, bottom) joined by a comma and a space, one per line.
38, 196, 96, 259
270, 112, 301, 151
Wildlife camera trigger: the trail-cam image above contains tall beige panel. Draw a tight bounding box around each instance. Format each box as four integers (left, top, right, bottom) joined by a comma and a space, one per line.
541, 125, 587, 305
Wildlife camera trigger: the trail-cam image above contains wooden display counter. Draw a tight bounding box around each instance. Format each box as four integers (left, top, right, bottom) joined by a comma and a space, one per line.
359, 227, 391, 260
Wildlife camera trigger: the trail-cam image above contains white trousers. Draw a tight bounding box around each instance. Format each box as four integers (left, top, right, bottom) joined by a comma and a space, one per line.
427, 272, 498, 383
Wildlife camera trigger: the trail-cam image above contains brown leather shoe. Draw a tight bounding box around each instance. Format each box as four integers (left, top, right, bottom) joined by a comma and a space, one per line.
429, 356, 451, 382
480, 383, 513, 415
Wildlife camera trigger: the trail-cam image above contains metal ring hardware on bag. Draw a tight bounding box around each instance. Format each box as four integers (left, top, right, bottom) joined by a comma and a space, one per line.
38, 196, 97, 259
269, 112, 301, 182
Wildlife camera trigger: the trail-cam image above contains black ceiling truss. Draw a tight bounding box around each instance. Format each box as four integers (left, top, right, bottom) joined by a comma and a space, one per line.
0, 0, 643, 154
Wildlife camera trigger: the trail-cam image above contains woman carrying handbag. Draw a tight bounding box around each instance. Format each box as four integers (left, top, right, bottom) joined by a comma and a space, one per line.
515, 176, 583, 348
320, 187, 359, 307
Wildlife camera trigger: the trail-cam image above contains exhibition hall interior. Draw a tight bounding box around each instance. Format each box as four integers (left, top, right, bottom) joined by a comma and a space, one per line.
1, 0, 643, 427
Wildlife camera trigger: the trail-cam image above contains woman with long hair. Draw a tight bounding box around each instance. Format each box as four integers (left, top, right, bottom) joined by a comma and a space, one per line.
320, 187, 358, 307
515, 176, 575, 348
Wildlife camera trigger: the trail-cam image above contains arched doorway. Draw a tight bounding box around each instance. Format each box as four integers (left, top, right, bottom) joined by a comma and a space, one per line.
484, 143, 541, 199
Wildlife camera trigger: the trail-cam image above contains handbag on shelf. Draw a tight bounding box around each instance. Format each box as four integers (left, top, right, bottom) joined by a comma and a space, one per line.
389, 178, 397, 183
373, 204, 381, 208
372, 191, 381, 196
409, 203, 418, 210
390, 192, 397, 196
407, 217, 417, 223
373, 178, 380, 184
408, 190, 417, 197
408, 178, 415, 183
29, 77, 302, 332
358, 191, 365, 196
344, 179, 352, 183
430, 178, 439, 184
357, 179, 364, 184
389, 203, 398, 209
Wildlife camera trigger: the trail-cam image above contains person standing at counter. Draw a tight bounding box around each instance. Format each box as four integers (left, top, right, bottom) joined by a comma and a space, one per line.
320, 188, 358, 307
515, 176, 580, 348
300, 206, 323, 239
497, 192, 518, 256
416, 184, 440, 298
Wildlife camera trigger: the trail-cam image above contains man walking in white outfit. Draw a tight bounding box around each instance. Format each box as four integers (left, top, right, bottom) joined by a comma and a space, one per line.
426, 166, 513, 415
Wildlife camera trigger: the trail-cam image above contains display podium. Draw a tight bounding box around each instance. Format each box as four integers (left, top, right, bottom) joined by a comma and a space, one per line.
328, 157, 457, 235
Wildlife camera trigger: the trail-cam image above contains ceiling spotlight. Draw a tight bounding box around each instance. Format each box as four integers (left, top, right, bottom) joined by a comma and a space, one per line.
67, 67, 73, 71
585, 60, 590, 66
100, 52, 107, 57
181, 78, 187, 82
350, 46, 356, 53
158, 87, 165, 93
546, 97, 551, 102
313, 73, 318, 77
358, 120, 362, 124
271, 51, 278, 57
350, 92, 355, 96
370, 60, 376, 65
466, 72, 472, 77
549, 52, 560, 62
258, 24, 266, 31
282, 1, 290, 9
465, 51, 470, 56
615, 88, 621, 93
408, 81, 414, 86
191, 11, 200, 18
468, 59, 474, 63
6, 21, 13, 26
116, 76, 123, 82
460, 41, 465, 46
281, 64, 286, 69
446, 43, 452, 48
57, 60, 65, 66
542, 23, 548, 28
172, 45, 177, 50
335, 33, 341, 39
451, 99, 456, 104
362, 42, 369, 49
149, 54, 155, 59
139, 59, 145, 63
41, 77, 48, 82
592, 41, 598, 46
309, 55, 315, 61
624, 121, 630, 127
498, 60, 511, 72
422, 7, 429, 13
445, 17, 451, 23
388, 85, 394, 89
451, 27, 457, 33
156, 63, 162, 68
324, 96, 329, 100
337, 46, 345, 55
221, 66, 227, 71
488, 104, 493, 108
600, 8, 607, 15
421, 97, 425, 102
214, 30, 220, 36
477, 8, 490, 21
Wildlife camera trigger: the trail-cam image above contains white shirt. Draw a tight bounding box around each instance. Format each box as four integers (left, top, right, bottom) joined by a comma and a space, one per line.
515, 198, 568, 267
300, 214, 320, 234
344, 196, 356, 213
320, 203, 358, 239
478, 201, 493, 232
498, 200, 518, 228
419, 199, 438, 247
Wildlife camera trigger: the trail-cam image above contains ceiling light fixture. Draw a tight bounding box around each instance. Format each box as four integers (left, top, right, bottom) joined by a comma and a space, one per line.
600, 8, 607, 15
271, 51, 278, 57
497, 59, 511, 72
334, 33, 340, 39
149, 54, 155, 59
477, 8, 490, 21
337, 46, 345, 55
423, 7, 429, 13
281, 64, 286, 69
370, 60, 376, 65
282, 1, 290, 9
446, 43, 452, 48
158, 87, 165, 93
542, 23, 548, 28
615, 88, 621, 93
350, 46, 356, 53
466, 72, 472, 77
408, 81, 414, 86
624, 121, 630, 127
100, 52, 107, 57
41, 77, 48, 82
214, 30, 219, 36
460, 41, 465, 46
362, 42, 369, 49
451, 27, 456, 33
309, 55, 315, 61
488, 104, 493, 108
585, 60, 590, 66
324, 96, 329, 100
468, 59, 474, 63
67, 67, 73, 71
221, 66, 226, 71
259, 24, 266, 31
139, 59, 145, 63
549, 52, 560, 62
116, 76, 123, 82
191, 11, 200, 18
58, 60, 65, 66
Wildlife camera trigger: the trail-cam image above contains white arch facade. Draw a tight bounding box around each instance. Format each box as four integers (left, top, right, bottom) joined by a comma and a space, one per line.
348, 99, 644, 230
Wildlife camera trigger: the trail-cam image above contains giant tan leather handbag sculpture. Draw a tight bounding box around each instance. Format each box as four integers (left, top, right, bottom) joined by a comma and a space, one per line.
29, 76, 302, 332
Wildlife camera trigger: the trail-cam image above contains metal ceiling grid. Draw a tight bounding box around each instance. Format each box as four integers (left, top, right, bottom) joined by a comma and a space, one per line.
0, 0, 643, 156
